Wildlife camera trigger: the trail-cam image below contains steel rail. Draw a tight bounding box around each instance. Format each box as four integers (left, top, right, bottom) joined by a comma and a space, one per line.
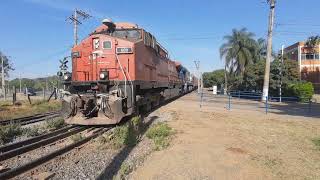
0, 127, 110, 179
0, 126, 87, 161
0, 125, 76, 153
0, 111, 61, 126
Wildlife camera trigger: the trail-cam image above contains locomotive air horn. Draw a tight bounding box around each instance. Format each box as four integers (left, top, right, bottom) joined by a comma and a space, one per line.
102, 18, 116, 33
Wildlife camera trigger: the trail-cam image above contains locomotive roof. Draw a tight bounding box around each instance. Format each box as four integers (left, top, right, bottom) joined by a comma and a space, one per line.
93, 22, 139, 33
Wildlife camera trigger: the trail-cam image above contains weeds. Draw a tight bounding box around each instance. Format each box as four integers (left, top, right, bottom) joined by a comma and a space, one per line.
0, 124, 23, 144
71, 134, 84, 142
99, 117, 142, 149
312, 137, 320, 149
23, 125, 42, 137
146, 122, 173, 150
0, 100, 61, 120
46, 118, 65, 130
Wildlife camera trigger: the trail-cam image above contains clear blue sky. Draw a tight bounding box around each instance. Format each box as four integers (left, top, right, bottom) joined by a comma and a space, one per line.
1, 0, 319, 79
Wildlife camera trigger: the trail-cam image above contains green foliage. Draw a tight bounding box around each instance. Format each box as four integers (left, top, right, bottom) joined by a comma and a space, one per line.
9, 75, 61, 91
146, 123, 173, 150
220, 28, 264, 75
46, 118, 65, 130
0, 51, 14, 77
109, 123, 138, 149
312, 137, 320, 149
0, 124, 22, 144
230, 56, 300, 96
117, 163, 132, 180
289, 82, 314, 102
203, 69, 225, 88
23, 125, 42, 137
71, 134, 84, 142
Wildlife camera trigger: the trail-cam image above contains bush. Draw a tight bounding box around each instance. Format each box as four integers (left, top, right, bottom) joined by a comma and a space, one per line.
289, 82, 314, 102
23, 125, 42, 137
109, 124, 137, 149
0, 124, 23, 144
146, 123, 173, 150
46, 118, 65, 130
71, 134, 84, 142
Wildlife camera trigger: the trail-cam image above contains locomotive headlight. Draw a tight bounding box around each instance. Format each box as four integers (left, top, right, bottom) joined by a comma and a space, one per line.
99, 70, 108, 80
63, 73, 71, 81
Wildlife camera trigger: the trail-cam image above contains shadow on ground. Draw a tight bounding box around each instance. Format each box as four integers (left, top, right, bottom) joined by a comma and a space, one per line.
96, 115, 158, 180
201, 94, 320, 119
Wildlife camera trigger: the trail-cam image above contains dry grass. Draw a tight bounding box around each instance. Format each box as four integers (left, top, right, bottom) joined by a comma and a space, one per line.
0, 100, 61, 120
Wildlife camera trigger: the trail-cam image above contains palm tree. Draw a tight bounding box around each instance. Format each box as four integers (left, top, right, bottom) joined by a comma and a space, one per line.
253, 38, 267, 62
219, 28, 256, 92
306, 35, 320, 47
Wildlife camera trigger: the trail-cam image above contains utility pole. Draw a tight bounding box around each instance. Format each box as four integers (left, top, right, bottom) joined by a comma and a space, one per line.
279, 45, 284, 103
262, 0, 276, 101
1, 54, 5, 100
67, 9, 91, 46
19, 73, 22, 93
194, 60, 200, 93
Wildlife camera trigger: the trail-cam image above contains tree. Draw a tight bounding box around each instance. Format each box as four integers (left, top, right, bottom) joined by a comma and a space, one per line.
253, 38, 267, 63
202, 69, 225, 88
305, 35, 320, 47
220, 28, 258, 93
0, 51, 14, 77
220, 28, 257, 75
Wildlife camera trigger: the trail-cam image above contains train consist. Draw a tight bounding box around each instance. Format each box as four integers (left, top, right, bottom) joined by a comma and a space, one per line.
60, 19, 197, 125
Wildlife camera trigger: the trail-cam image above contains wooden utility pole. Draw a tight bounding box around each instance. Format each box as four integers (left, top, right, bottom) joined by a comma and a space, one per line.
194, 61, 200, 93
262, 0, 276, 101
1, 54, 5, 100
67, 9, 91, 46
19, 73, 22, 93
74, 9, 78, 45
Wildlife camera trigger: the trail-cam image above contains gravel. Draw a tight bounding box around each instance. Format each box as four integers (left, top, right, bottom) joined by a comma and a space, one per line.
1, 107, 174, 180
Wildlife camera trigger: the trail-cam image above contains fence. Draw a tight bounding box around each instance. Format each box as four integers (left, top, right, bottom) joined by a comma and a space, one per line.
199, 90, 319, 117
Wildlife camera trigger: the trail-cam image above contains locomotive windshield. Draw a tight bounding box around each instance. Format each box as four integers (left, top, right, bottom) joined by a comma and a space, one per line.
111, 29, 141, 41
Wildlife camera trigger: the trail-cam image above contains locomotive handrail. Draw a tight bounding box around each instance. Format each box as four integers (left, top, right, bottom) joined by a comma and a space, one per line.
114, 54, 134, 105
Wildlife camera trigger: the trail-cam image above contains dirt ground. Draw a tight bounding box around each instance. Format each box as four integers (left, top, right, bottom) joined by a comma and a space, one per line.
130, 92, 320, 180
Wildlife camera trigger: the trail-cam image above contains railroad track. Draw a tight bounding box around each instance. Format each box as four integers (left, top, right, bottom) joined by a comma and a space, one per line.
0, 126, 111, 179
0, 111, 61, 126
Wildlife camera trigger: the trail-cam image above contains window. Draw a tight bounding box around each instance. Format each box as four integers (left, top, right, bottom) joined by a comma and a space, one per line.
301, 53, 320, 60
111, 29, 141, 40
103, 41, 111, 49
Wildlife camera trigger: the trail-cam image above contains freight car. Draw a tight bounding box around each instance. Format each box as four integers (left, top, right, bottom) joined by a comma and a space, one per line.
60, 19, 197, 125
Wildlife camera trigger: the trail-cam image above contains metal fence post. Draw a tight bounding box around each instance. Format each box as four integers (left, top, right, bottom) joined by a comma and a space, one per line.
238, 91, 240, 99
308, 98, 311, 113
265, 96, 268, 114
200, 89, 203, 108
228, 93, 231, 110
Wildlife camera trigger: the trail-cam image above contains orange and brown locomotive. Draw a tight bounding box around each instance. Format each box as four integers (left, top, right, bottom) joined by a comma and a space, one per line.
60, 19, 197, 125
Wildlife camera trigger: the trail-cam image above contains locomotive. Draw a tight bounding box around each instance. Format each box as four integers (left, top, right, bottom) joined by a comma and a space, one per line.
60, 19, 197, 125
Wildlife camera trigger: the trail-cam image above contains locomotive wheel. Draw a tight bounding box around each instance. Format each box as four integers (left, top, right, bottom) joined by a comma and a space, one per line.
60, 100, 74, 118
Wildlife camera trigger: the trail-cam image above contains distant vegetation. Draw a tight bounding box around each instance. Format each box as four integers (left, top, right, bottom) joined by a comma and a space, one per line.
9, 75, 61, 91
204, 28, 315, 99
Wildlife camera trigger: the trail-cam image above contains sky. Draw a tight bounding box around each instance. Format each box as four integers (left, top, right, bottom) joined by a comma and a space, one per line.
0, 0, 320, 79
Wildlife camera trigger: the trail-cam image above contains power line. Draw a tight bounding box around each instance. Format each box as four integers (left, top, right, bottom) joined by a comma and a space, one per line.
66, 9, 91, 46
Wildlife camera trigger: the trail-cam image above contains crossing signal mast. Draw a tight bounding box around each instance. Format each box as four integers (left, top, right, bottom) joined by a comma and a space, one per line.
57, 56, 71, 82
67, 9, 91, 46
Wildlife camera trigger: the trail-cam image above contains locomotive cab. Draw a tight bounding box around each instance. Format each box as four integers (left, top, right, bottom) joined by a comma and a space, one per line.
60, 20, 193, 125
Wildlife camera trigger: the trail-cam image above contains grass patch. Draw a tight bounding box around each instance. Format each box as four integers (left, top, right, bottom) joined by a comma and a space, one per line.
146, 122, 173, 151
46, 118, 65, 130
312, 137, 320, 149
0, 124, 23, 144
23, 125, 44, 137
71, 134, 84, 142
98, 116, 142, 149
0, 100, 61, 120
